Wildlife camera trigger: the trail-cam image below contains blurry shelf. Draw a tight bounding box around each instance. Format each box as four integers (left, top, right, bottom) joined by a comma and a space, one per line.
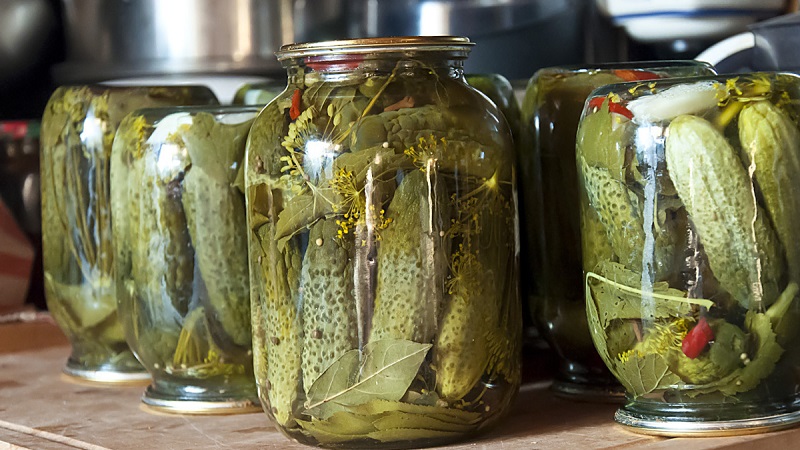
0, 320, 798, 449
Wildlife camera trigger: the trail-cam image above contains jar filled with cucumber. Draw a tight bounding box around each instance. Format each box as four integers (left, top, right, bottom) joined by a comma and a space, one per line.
245, 37, 521, 448
111, 106, 261, 413
577, 72, 800, 435
40, 85, 217, 384
518, 62, 715, 400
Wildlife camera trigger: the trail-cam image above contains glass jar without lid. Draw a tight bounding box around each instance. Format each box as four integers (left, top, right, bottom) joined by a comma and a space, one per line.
245, 36, 521, 448
40, 85, 218, 384
578, 72, 800, 435
111, 106, 261, 413
518, 61, 715, 400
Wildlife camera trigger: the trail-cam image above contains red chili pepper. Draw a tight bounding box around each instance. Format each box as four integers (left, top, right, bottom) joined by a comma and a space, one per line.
587, 96, 634, 120
614, 69, 659, 82
682, 317, 715, 359
289, 88, 302, 121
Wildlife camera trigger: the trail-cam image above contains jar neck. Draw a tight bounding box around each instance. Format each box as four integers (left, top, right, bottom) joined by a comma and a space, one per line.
284, 54, 465, 86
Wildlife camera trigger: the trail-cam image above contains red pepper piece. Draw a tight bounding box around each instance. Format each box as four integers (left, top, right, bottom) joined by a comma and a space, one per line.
587, 96, 634, 120
290, 89, 302, 121
614, 69, 660, 82
682, 317, 715, 359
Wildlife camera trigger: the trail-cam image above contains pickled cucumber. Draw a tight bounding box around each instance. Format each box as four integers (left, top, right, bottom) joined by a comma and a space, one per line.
370, 170, 448, 344
301, 219, 358, 392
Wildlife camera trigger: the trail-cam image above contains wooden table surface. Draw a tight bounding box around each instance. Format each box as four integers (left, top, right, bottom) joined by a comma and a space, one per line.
1, 319, 799, 449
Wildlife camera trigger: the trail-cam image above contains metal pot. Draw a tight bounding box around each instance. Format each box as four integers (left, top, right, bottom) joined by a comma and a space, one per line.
54, 0, 292, 83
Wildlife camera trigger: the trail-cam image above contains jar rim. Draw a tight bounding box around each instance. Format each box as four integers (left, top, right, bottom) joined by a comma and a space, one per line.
276, 36, 473, 61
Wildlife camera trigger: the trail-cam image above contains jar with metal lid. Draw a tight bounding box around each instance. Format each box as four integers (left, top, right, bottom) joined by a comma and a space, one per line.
518, 61, 715, 400
40, 85, 218, 384
578, 72, 800, 435
245, 36, 520, 448
110, 105, 260, 413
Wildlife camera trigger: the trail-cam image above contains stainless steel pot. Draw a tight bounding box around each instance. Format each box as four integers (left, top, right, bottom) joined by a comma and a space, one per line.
54, 0, 293, 83
352, 0, 586, 79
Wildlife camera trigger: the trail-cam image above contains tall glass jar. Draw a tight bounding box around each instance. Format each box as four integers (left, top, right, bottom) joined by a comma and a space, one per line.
518, 62, 715, 400
111, 106, 260, 413
578, 72, 800, 435
40, 85, 218, 384
245, 37, 521, 448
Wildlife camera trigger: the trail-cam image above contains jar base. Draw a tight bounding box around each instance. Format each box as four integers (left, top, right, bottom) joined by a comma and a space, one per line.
551, 379, 626, 403
615, 406, 800, 437
62, 364, 150, 386
141, 384, 261, 415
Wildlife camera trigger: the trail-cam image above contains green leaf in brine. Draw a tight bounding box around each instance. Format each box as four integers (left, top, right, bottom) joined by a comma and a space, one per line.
274, 191, 335, 248
304, 339, 431, 419
613, 352, 681, 398
371, 411, 476, 433
366, 427, 462, 443
348, 399, 482, 425
585, 276, 611, 364
687, 311, 783, 397
587, 261, 712, 328
297, 410, 376, 436
179, 112, 253, 184
296, 421, 369, 445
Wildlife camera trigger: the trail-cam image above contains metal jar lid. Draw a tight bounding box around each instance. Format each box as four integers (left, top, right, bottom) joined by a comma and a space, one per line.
276, 36, 473, 61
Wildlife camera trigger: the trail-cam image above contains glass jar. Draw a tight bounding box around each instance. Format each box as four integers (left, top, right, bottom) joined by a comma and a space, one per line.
232, 80, 285, 106
110, 106, 260, 413
40, 85, 218, 384
465, 73, 521, 142
245, 37, 521, 448
518, 62, 715, 400
578, 72, 800, 435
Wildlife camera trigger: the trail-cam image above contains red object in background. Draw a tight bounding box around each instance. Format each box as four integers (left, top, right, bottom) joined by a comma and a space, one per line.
0, 199, 34, 311
682, 316, 715, 359
613, 69, 660, 82
0, 122, 31, 140
588, 96, 634, 120
290, 89, 302, 120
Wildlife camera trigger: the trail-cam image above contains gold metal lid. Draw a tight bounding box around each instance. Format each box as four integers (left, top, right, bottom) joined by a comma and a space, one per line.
276, 36, 473, 61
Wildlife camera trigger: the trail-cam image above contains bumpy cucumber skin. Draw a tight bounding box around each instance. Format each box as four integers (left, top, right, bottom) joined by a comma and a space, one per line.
580, 159, 645, 272
739, 101, 800, 283
666, 114, 784, 308
300, 219, 358, 392
254, 223, 303, 427
182, 170, 251, 347
370, 170, 449, 344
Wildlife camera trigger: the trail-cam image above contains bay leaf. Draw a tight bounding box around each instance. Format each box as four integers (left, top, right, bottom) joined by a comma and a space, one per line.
371, 411, 475, 433
304, 339, 431, 419
295, 420, 368, 445
297, 410, 376, 436
274, 191, 334, 248
347, 399, 482, 425
367, 427, 461, 443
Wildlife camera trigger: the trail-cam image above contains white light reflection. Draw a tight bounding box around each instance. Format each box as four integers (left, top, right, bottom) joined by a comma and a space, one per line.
304, 139, 336, 181
419, 2, 451, 35
635, 124, 664, 326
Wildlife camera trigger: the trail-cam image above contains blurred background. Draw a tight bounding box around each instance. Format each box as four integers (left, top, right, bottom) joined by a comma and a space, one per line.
0, 0, 798, 311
